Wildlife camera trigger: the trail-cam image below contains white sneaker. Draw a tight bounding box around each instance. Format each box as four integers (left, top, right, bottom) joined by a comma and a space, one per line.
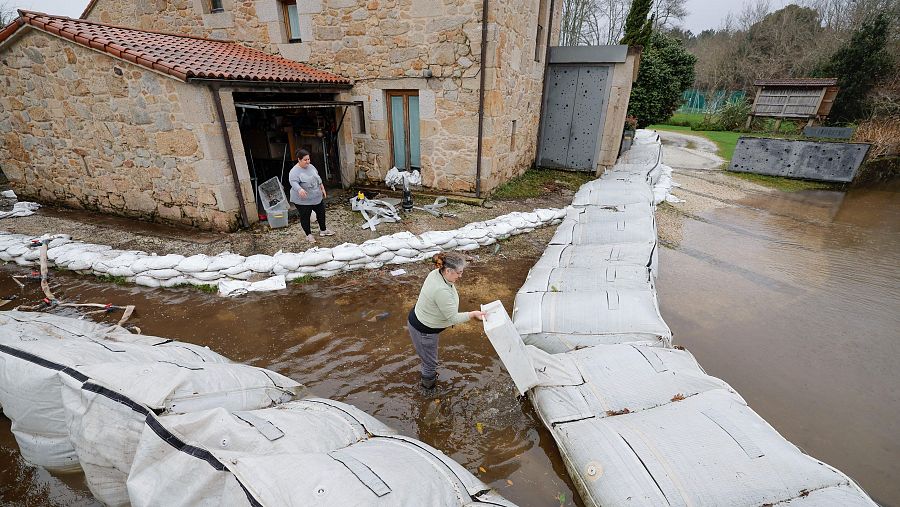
306, 234, 316, 243
319, 229, 335, 237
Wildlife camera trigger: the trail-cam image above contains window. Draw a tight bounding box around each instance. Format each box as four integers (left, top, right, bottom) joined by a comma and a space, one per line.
535, 0, 548, 61
511, 119, 517, 150
386, 91, 421, 170
209, 0, 224, 13
282, 1, 302, 43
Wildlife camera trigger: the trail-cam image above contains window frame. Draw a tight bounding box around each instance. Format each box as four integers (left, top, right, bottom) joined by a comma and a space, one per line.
385, 90, 421, 171
535, 0, 548, 61
208, 0, 225, 13
281, 0, 303, 43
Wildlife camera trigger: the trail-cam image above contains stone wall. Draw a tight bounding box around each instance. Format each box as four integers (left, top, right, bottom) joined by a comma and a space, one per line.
0, 29, 250, 230
479, 0, 563, 193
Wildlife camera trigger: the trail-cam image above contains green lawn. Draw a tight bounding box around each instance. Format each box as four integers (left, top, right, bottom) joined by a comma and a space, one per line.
646, 124, 843, 192
646, 124, 742, 164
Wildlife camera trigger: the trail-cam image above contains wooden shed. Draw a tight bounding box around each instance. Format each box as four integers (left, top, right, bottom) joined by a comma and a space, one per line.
746, 78, 839, 129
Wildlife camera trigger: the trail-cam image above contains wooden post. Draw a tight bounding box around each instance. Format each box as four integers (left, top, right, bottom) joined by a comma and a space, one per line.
745, 115, 753, 130
773, 118, 782, 133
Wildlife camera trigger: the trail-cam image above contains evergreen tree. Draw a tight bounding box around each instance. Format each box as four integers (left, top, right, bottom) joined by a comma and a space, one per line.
621, 0, 654, 48
627, 31, 697, 127
816, 13, 893, 123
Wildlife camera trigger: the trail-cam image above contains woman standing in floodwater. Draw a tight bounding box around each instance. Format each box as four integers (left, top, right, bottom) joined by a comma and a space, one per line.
289, 148, 334, 243
407, 252, 485, 389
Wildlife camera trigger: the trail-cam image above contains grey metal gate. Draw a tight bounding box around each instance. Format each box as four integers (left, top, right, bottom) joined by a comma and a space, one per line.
538, 64, 610, 171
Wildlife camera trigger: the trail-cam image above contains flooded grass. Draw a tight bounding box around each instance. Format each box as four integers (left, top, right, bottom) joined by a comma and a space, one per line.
724, 171, 846, 192
491, 169, 594, 199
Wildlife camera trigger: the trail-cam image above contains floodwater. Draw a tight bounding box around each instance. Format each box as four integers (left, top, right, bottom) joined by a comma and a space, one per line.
0, 252, 582, 506
656, 180, 900, 506
0, 181, 897, 507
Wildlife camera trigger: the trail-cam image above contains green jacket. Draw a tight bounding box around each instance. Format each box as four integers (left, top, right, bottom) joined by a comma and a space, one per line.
414, 269, 470, 329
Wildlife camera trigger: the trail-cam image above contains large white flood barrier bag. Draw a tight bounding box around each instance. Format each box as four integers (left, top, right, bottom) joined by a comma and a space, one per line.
513, 290, 672, 353
572, 180, 654, 207
549, 389, 875, 507
532, 243, 658, 275
60, 362, 303, 507
127, 399, 515, 507
549, 215, 657, 246
0, 315, 228, 471
520, 266, 652, 293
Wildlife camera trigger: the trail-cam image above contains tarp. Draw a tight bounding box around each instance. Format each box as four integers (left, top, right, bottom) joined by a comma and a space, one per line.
519, 266, 652, 293
127, 399, 515, 507
61, 361, 303, 506
0, 314, 228, 471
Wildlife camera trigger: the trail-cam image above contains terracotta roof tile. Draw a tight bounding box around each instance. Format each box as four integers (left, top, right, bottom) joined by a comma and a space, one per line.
753, 78, 838, 87
1, 11, 350, 85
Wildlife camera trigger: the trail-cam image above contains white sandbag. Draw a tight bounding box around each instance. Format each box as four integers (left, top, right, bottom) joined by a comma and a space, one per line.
379, 231, 417, 251
61, 361, 302, 507
520, 266, 652, 293
273, 251, 304, 272
419, 230, 457, 246
159, 276, 190, 288
374, 250, 395, 263
189, 271, 223, 282
175, 254, 212, 273
224, 269, 252, 280
549, 214, 657, 246
127, 398, 514, 507
513, 290, 671, 353
329, 243, 364, 262
143, 268, 182, 280
0, 318, 228, 471
313, 269, 341, 278
318, 260, 347, 271
130, 254, 184, 273
456, 243, 480, 252
546, 389, 874, 507
347, 255, 374, 266
572, 180, 653, 207
207, 253, 245, 272
532, 244, 658, 274
564, 203, 652, 222
395, 248, 421, 258
245, 254, 275, 273
364, 262, 384, 269
133, 275, 162, 288
360, 241, 388, 257
298, 248, 333, 267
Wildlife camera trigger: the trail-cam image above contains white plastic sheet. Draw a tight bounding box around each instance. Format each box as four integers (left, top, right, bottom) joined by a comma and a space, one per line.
127, 398, 514, 507
61, 361, 303, 507
520, 266, 652, 293
0, 314, 228, 471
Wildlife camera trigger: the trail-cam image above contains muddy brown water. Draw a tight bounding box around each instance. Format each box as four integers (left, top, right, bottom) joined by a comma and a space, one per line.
657, 181, 900, 506
0, 256, 582, 506
0, 182, 897, 507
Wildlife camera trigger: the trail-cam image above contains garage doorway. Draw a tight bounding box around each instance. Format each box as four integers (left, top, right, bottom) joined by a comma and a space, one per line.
233, 93, 362, 215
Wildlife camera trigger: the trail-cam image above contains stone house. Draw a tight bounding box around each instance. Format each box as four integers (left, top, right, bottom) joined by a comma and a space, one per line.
1, 2, 635, 231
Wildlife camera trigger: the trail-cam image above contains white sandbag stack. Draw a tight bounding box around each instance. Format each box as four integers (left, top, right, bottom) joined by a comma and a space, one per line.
487, 129, 876, 507
0, 316, 229, 472
127, 398, 515, 507
60, 361, 303, 507
0, 206, 567, 295
514, 136, 670, 353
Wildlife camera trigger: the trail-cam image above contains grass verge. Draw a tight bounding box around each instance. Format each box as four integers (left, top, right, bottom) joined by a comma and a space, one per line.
724, 172, 845, 192
290, 274, 315, 284
647, 124, 742, 164
491, 168, 594, 199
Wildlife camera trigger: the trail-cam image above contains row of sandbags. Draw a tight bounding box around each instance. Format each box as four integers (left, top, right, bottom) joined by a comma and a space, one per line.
487, 130, 876, 506
512, 134, 671, 353
0, 208, 565, 290
0, 311, 514, 507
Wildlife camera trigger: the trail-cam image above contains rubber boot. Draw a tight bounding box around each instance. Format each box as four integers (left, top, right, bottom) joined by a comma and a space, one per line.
420, 375, 436, 389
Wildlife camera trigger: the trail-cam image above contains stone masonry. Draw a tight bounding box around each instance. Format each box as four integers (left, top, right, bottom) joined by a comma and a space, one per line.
83, 0, 564, 194
0, 30, 251, 230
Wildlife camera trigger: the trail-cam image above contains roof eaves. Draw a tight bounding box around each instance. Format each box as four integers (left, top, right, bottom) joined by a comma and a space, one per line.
0, 17, 25, 47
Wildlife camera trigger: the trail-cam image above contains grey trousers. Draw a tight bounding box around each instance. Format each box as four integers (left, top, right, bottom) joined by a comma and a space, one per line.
407, 321, 440, 379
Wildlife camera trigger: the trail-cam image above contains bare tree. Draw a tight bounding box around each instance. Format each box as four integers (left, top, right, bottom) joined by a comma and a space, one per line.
560, 0, 633, 46
653, 0, 688, 30
0, 1, 18, 27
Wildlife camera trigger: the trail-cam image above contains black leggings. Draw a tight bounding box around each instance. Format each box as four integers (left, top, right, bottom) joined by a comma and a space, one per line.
295, 201, 326, 235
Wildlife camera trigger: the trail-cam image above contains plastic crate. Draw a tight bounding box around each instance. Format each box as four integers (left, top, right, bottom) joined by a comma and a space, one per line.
265, 201, 289, 229
257, 177, 287, 211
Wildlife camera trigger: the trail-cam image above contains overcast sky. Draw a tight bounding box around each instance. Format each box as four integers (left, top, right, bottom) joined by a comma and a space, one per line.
10, 0, 795, 33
